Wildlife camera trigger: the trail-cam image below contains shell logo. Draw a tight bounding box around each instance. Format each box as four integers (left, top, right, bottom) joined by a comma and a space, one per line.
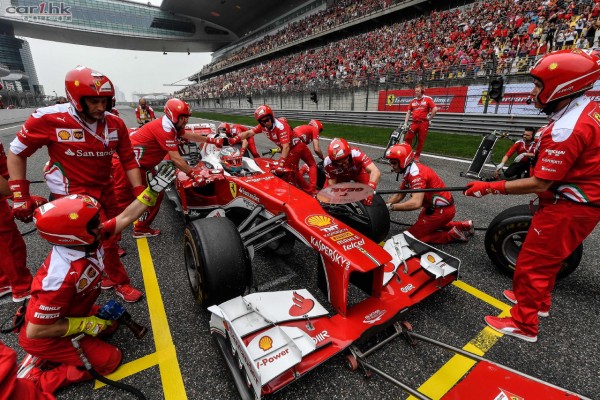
74, 80, 80, 87
305, 215, 332, 227
58, 130, 71, 140
427, 254, 436, 263
69, 212, 79, 220
258, 336, 273, 351
548, 62, 558, 71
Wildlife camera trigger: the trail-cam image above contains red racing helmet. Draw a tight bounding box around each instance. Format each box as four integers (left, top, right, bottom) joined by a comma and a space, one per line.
219, 146, 243, 173
254, 105, 274, 124
33, 194, 102, 246
65, 66, 114, 112
385, 143, 415, 170
328, 138, 351, 161
164, 98, 192, 124
217, 123, 232, 137
530, 49, 600, 106
308, 119, 323, 132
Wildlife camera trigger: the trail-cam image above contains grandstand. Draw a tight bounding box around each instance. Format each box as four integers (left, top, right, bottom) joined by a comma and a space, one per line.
176, 0, 600, 113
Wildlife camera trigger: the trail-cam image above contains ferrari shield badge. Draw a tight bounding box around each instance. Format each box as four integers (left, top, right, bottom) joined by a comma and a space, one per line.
229, 182, 237, 198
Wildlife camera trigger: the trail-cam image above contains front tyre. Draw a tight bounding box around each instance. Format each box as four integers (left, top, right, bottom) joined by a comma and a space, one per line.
329, 194, 390, 243
484, 204, 583, 279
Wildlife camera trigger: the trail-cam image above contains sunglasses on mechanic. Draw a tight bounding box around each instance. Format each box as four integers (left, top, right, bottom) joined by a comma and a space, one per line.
388, 159, 409, 173
258, 116, 273, 126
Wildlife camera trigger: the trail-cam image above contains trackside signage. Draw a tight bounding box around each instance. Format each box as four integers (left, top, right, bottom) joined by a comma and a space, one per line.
378, 86, 468, 113
2, 1, 73, 22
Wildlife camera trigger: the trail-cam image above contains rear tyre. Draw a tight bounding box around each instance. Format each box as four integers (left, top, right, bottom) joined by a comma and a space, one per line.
484, 204, 582, 279
184, 218, 250, 306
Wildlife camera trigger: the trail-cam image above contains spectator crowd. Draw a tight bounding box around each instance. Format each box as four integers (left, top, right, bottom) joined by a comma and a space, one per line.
176, 0, 600, 100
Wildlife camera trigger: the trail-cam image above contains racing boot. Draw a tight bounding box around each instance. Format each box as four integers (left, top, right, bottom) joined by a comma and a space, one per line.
452, 220, 475, 236
503, 290, 550, 317
448, 227, 468, 242
115, 284, 144, 303
484, 316, 537, 343
0, 286, 11, 298
132, 227, 161, 239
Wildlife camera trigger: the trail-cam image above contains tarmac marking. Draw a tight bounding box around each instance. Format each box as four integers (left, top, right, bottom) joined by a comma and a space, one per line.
0, 124, 21, 131
94, 353, 158, 389
406, 280, 511, 400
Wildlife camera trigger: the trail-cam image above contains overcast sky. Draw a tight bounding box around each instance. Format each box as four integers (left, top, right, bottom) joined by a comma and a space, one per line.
21, 0, 212, 102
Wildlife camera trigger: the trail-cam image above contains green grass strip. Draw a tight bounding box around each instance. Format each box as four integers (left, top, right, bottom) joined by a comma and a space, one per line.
192, 111, 513, 163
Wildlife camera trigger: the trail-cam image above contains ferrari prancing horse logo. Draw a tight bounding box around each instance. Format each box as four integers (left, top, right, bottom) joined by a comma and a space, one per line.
229, 182, 237, 198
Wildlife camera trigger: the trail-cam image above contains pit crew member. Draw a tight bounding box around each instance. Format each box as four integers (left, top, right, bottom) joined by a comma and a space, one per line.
403, 83, 438, 162
135, 97, 155, 127
464, 49, 600, 343
217, 123, 260, 158
385, 143, 473, 243
323, 138, 381, 205
7, 66, 145, 303
0, 342, 54, 399
292, 119, 324, 192
494, 127, 538, 179
17, 164, 174, 394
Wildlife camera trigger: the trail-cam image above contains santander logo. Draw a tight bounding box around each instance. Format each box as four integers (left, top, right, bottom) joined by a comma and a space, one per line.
288, 291, 315, 316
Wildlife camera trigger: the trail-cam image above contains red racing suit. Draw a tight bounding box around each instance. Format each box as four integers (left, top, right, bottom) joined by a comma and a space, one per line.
135, 105, 155, 124
511, 96, 600, 336
406, 95, 436, 157
0, 143, 32, 298
502, 138, 538, 179
18, 246, 122, 394
323, 148, 372, 184
399, 162, 459, 244
292, 125, 319, 191
0, 342, 55, 400
231, 124, 259, 158
113, 116, 181, 229
109, 108, 120, 117
9, 103, 140, 286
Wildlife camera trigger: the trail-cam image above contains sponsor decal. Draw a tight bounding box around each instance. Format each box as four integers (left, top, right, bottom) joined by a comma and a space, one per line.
363, 309, 386, 324
427, 254, 436, 263
75, 149, 114, 157
256, 348, 290, 369
541, 166, 556, 173
34, 312, 60, 319
56, 129, 85, 142
401, 283, 415, 293
493, 388, 524, 400
39, 305, 60, 311
312, 330, 330, 344
57, 130, 71, 141
258, 336, 273, 351
5, 2, 73, 22
329, 231, 354, 242
288, 291, 315, 316
65, 148, 75, 156
229, 182, 237, 198
305, 215, 339, 233
244, 175, 274, 183
544, 149, 565, 156
239, 187, 260, 203
540, 158, 563, 165
310, 236, 350, 270
84, 265, 98, 279
76, 277, 90, 292
343, 238, 365, 251
379, 86, 468, 112
72, 130, 84, 140
68, 212, 78, 220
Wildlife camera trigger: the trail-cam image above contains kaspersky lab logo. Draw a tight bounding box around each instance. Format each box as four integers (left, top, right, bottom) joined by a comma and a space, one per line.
4, 2, 73, 22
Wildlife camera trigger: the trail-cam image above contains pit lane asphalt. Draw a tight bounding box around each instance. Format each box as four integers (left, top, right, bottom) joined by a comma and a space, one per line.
1, 109, 598, 400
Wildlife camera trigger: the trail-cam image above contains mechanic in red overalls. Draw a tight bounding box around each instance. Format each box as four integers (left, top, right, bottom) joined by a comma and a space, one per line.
135, 98, 155, 127
0, 342, 54, 399
230, 105, 314, 193
7, 66, 145, 303
403, 83, 438, 162
385, 143, 474, 243
494, 127, 538, 180
17, 166, 173, 394
465, 49, 600, 342
292, 119, 324, 193
323, 138, 381, 205
217, 123, 260, 158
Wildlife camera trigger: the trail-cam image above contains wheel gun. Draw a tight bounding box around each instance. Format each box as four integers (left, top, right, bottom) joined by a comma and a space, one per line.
97, 300, 148, 339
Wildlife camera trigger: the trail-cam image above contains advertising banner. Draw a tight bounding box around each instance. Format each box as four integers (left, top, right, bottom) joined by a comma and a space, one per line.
378, 86, 468, 113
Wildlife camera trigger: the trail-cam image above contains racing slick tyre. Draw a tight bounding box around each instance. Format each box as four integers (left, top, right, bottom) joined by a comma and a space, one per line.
316, 161, 326, 190
184, 218, 250, 306
484, 204, 583, 279
329, 194, 390, 243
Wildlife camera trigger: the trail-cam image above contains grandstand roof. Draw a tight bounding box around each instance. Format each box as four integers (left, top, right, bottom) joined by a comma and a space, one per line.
161, 0, 313, 38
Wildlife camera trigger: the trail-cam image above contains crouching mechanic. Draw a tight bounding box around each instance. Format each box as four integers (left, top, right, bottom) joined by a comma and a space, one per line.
464, 49, 600, 343
385, 144, 473, 243
494, 127, 537, 180
112, 98, 223, 238
17, 164, 175, 394
323, 138, 381, 205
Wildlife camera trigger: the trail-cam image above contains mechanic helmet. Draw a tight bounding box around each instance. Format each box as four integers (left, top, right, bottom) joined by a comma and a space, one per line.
530, 49, 600, 107
254, 105, 274, 126
65, 65, 114, 113
308, 119, 323, 132
328, 138, 351, 161
217, 123, 232, 137
33, 194, 102, 246
385, 143, 415, 172
164, 98, 192, 124
219, 146, 243, 174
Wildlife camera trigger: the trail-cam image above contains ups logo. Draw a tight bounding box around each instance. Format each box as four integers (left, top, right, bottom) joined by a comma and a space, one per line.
73, 130, 84, 140
57, 130, 71, 140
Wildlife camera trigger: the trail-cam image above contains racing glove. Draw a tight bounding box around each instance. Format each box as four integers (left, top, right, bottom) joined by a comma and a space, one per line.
362, 181, 377, 206
206, 136, 224, 147
9, 180, 36, 223
464, 180, 507, 198
227, 135, 242, 146
63, 315, 113, 337
137, 163, 176, 206
495, 162, 505, 171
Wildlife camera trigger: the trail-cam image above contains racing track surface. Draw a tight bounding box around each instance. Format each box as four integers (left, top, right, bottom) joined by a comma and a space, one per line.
1, 109, 598, 400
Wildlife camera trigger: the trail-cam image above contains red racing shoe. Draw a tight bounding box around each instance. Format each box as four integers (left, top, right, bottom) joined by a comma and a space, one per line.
485, 315, 537, 343
448, 227, 468, 242
115, 284, 144, 303
503, 290, 550, 317
132, 227, 161, 239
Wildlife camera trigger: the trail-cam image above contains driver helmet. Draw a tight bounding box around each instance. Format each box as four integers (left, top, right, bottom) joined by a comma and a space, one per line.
65, 66, 114, 113
219, 146, 243, 174
385, 143, 415, 172
33, 194, 102, 246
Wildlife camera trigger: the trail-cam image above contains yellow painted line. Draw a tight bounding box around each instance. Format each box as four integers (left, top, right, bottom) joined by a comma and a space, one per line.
406, 280, 512, 400
137, 238, 187, 399
95, 353, 158, 389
